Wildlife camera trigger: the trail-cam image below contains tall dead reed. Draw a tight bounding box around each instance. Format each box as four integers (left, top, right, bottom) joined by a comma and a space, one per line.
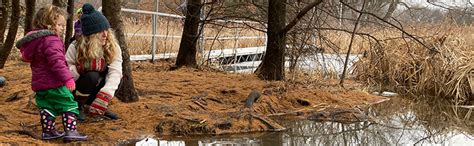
354, 26, 473, 105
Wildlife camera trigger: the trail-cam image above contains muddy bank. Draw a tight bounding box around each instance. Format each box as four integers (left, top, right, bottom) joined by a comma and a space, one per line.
117, 97, 474, 145
0, 61, 385, 144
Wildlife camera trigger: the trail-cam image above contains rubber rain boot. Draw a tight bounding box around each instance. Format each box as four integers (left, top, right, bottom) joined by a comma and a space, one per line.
62, 112, 88, 142
40, 110, 65, 140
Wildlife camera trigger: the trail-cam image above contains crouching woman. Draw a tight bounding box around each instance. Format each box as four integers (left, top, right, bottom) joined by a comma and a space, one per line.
66, 3, 122, 120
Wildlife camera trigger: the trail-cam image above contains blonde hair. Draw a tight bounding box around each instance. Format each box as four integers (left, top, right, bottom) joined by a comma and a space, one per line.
76, 29, 119, 64
32, 5, 66, 30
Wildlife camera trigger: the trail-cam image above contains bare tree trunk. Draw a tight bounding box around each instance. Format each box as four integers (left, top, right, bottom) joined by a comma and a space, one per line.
0, 0, 9, 42
25, 0, 36, 34
383, 0, 398, 21
52, 0, 66, 8
64, 0, 74, 48
175, 0, 202, 68
64, 0, 74, 46
255, 0, 286, 80
103, 0, 139, 102
288, 33, 298, 73
256, 0, 323, 80
0, 0, 19, 68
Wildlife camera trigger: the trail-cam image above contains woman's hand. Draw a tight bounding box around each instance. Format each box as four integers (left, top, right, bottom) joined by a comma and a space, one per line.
89, 91, 112, 116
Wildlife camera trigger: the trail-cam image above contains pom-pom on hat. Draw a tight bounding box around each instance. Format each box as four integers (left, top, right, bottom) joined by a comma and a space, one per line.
80, 3, 110, 36
76, 8, 82, 14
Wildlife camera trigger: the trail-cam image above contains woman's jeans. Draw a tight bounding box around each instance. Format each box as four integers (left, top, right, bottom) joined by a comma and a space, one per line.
74, 71, 106, 105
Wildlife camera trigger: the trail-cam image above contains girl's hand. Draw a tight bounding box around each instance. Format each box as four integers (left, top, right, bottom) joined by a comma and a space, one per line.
65, 79, 76, 91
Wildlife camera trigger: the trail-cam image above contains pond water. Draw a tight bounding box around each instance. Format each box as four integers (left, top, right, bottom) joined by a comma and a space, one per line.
222, 53, 360, 74
121, 98, 474, 146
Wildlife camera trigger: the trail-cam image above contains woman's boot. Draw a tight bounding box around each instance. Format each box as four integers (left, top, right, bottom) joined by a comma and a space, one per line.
77, 103, 86, 121
62, 112, 88, 142
40, 110, 64, 140
74, 91, 89, 122
104, 109, 119, 120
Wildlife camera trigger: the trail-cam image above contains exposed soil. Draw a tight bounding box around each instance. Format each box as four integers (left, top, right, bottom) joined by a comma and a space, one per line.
0, 60, 386, 144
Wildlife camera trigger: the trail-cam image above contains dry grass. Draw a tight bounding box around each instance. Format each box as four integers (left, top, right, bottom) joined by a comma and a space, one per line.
354, 25, 474, 105
318, 30, 370, 54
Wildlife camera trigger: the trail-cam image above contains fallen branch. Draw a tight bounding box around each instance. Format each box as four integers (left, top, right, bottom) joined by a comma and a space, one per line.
370, 98, 391, 105
452, 105, 474, 109
20, 123, 41, 129
179, 116, 207, 124
251, 114, 286, 131
1, 130, 40, 139
208, 97, 223, 104
5, 92, 23, 102
192, 100, 207, 110
19, 110, 37, 115
268, 103, 329, 117
268, 111, 300, 117
266, 101, 276, 114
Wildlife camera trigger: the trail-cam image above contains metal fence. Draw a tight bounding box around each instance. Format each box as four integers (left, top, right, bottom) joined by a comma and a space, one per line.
99, 2, 267, 66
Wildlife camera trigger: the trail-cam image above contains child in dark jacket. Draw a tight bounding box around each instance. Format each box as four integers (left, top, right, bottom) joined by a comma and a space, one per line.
73, 8, 82, 42
15, 5, 87, 142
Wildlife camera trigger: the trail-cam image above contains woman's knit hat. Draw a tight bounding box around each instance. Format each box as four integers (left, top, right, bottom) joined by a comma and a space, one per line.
80, 3, 110, 36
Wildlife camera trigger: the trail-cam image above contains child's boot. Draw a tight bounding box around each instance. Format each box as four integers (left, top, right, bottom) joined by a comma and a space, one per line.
62, 112, 88, 142
40, 110, 65, 140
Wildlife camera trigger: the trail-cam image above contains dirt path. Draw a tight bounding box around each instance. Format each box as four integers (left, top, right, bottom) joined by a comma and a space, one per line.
0, 61, 385, 144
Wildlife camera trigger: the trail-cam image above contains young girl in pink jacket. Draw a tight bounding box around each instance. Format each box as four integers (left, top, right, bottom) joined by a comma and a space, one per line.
15, 5, 87, 142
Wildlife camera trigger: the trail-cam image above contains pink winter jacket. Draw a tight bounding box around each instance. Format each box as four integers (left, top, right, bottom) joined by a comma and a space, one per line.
15, 30, 74, 91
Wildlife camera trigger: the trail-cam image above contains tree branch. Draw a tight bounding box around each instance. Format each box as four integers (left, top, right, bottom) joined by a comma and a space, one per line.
316, 7, 391, 28
340, 0, 438, 53
340, 0, 365, 86
280, 0, 323, 35
317, 27, 381, 46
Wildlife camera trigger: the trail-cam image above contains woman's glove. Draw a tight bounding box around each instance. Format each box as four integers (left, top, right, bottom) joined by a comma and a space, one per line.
89, 91, 113, 116
65, 79, 76, 91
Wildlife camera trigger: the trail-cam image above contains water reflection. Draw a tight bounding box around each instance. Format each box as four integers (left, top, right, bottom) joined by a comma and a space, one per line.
126, 98, 473, 146
275, 120, 472, 145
